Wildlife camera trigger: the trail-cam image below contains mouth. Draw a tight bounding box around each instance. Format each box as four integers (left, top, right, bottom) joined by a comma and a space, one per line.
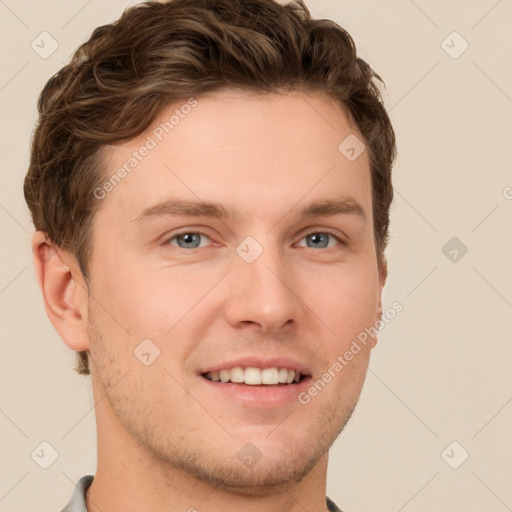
198, 358, 312, 406
201, 366, 309, 386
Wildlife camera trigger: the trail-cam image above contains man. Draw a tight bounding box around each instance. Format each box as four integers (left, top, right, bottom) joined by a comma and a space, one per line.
24, 0, 396, 510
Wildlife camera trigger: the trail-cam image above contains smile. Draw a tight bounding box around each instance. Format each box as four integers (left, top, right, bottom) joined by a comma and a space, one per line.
202, 367, 306, 385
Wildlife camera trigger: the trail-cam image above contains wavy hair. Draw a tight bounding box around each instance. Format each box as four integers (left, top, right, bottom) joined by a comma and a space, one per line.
24, 0, 396, 375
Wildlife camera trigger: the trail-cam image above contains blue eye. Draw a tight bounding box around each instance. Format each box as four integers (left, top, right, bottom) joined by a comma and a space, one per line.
164, 230, 343, 250
166, 232, 211, 249
297, 231, 343, 249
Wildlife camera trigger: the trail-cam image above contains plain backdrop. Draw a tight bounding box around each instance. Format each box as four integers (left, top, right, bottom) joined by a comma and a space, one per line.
1, 1, 511, 511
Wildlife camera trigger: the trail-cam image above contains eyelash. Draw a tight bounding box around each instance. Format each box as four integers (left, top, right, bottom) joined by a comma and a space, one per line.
163, 229, 345, 250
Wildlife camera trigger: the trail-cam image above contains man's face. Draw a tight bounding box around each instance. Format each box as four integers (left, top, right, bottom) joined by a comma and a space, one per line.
85, 89, 385, 491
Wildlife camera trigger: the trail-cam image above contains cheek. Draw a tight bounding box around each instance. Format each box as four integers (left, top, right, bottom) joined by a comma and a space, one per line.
305, 263, 380, 347
88, 260, 195, 339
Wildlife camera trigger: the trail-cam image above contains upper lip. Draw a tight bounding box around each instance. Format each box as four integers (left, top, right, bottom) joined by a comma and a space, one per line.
199, 356, 311, 376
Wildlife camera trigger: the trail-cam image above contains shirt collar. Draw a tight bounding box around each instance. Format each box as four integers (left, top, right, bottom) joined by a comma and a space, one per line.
61, 475, 343, 512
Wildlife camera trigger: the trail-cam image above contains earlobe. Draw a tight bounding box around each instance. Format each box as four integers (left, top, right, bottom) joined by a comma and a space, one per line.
32, 231, 90, 352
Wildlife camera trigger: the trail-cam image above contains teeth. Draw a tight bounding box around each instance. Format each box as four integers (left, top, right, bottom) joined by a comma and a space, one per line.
244, 367, 261, 385
230, 366, 244, 383
278, 368, 288, 383
205, 366, 302, 385
261, 367, 279, 385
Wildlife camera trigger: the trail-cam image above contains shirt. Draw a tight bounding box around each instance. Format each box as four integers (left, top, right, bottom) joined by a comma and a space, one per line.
61, 474, 343, 512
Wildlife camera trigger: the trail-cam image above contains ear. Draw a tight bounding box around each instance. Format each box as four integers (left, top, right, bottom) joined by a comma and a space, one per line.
32, 231, 89, 352
371, 256, 388, 349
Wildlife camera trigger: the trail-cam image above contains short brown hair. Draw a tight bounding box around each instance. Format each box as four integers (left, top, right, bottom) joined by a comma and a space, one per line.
24, 0, 396, 376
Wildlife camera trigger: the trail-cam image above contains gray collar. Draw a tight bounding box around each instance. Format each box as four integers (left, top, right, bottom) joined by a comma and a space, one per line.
61, 475, 343, 512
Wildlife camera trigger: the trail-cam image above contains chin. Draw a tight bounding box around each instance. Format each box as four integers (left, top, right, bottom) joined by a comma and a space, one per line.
178, 442, 327, 496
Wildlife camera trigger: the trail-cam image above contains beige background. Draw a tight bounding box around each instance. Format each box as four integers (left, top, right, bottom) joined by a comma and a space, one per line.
1, 1, 511, 511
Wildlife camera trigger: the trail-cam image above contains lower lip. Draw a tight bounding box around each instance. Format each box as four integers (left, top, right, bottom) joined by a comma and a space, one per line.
199, 375, 312, 407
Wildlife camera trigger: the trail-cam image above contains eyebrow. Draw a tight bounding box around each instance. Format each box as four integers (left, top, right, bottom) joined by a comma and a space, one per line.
131, 195, 366, 225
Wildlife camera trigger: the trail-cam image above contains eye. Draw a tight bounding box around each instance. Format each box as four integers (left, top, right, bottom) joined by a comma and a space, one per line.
164, 232, 212, 249
162, 229, 345, 251
296, 230, 344, 249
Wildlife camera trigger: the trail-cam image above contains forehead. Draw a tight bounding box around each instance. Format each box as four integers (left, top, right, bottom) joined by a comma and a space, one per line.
97, 89, 371, 224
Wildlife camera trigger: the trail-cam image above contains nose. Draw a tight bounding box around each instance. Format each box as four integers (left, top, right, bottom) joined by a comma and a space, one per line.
224, 242, 301, 334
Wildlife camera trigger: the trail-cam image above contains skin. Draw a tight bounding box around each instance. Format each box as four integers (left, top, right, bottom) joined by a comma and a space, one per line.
33, 89, 387, 512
